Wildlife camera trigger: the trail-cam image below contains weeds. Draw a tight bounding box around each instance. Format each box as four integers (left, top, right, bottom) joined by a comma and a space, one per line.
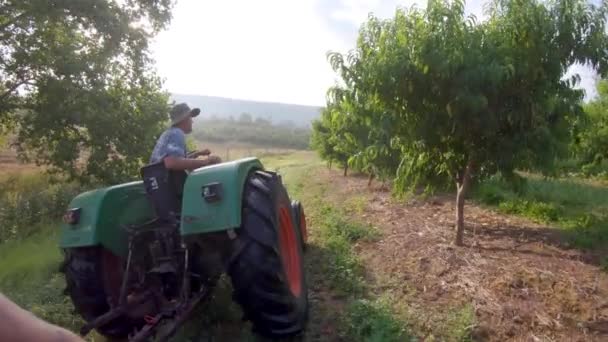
443, 304, 476, 342
320, 205, 380, 243
0, 172, 83, 243
344, 298, 413, 342
475, 173, 608, 250
0, 229, 82, 332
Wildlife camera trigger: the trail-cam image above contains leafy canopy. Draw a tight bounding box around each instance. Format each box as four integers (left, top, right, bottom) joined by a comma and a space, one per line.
1, 0, 174, 184
322, 0, 608, 191
313, 0, 608, 244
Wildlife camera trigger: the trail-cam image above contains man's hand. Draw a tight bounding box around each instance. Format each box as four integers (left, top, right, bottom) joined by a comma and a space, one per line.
188, 149, 211, 158
0, 293, 84, 342
164, 154, 222, 171
206, 155, 222, 164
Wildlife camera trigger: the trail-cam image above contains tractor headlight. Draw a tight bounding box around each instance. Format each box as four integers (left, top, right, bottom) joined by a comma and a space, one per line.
63, 208, 81, 225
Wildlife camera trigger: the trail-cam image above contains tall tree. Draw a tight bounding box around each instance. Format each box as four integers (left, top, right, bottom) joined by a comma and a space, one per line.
1, 0, 174, 184
575, 79, 608, 174
322, 0, 608, 245
311, 102, 352, 174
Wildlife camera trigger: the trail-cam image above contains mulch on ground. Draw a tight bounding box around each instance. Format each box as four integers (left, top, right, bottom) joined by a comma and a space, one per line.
321, 168, 608, 341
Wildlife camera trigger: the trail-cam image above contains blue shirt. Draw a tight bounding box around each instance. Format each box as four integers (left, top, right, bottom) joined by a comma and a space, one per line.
149, 127, 187, 164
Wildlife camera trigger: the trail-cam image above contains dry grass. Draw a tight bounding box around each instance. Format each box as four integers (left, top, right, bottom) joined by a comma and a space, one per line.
0, 150, 39, 175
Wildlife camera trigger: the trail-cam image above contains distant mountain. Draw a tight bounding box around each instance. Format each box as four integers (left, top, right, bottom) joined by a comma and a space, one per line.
171, 94, 322, 127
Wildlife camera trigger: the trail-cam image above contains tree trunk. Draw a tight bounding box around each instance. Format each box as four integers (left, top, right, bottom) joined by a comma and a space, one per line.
343, 164, 348, 177
367, 173, 374, 187
455, 160, 474, 246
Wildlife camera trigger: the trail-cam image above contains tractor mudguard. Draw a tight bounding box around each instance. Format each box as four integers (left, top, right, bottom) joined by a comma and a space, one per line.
180, 157, 263, 236
58, 181, 155, 257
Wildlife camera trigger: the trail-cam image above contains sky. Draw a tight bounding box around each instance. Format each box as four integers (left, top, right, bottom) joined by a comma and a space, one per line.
150, 0, 599, 107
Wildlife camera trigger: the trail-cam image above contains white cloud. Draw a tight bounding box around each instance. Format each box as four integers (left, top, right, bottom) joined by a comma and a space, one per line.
150, 0, 598, 106
150, 0, 345, 106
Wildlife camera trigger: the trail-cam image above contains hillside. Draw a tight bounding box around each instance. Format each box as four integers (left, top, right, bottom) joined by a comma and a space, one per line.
171, 94, 322, 127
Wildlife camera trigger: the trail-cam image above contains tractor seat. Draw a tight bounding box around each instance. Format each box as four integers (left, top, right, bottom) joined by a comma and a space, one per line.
140, 162, 187, 223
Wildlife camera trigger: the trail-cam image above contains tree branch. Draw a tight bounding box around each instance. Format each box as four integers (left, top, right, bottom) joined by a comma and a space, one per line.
460, 159, 474, 192
0, 79, 34, 101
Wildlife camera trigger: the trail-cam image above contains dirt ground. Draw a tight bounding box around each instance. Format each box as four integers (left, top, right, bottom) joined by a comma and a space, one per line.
320, 168, 608, 342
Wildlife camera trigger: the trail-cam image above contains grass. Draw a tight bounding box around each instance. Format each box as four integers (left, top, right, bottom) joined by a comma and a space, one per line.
443, 304, 476, 342
474, 173, 608, 250
344, 297, 412, 342
261, 152, 411, 341
0, 228, 85, 334
0, 150, 409, 341
344, 195, 369, 215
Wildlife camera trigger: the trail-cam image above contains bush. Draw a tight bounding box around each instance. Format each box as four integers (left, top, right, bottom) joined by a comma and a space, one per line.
0, 173, 84, 243
498, 200, 561, 222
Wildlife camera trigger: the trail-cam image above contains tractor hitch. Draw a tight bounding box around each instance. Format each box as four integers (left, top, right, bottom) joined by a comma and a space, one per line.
129, 288, 211, 342
79, 287, 211, 342
79, 290, 153, 336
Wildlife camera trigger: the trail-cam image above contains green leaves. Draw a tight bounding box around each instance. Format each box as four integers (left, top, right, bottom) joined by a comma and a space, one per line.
313, 0, 608, 194
1, 0, 173, 184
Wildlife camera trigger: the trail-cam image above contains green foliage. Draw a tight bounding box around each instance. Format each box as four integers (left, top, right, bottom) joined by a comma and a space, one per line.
313, 0, 608, 244
186, 135, 198, 152
442, 304, 475, 342
475, 173, 608, 249
345, 298, 412, 342
572, 79, 608, 176
498, 200, 561, 222
310, 105, 352, 171
316, 204, 370, 295
0, 172, 83, 243
1, 0, 174, 184
323, 0, 608, 189
193, 117, 310, 149
320, 205, 380, 242
0, 230, 83, 332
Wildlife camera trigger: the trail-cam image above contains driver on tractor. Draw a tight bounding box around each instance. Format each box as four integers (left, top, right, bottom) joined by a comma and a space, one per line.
150, 102, 222, 170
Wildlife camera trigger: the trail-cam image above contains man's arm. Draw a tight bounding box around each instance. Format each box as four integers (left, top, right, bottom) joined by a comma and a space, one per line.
164, 155, 221, 171
0, 293, 83, 342
187, 148, 211, 158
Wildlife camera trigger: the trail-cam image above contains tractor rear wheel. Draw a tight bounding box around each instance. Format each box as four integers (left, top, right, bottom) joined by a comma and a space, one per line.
291, 200, 308, 250
61, 247, 138, 338
228, 171, 308, 338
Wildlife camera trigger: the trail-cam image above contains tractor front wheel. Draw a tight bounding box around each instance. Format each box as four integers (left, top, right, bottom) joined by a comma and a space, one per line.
228, 171, 308, 338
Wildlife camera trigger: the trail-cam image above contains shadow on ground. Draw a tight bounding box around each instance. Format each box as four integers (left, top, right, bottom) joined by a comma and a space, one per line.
171, 243, 355, 342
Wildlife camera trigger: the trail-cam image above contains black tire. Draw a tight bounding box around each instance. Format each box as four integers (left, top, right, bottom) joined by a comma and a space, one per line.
61, 247, 137, 339
227, 170, 308, 338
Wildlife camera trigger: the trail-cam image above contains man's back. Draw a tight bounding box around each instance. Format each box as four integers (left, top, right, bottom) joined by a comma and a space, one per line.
150, 127, 187, 164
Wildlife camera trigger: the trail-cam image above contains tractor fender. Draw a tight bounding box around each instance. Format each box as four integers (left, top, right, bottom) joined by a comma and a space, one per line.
180, 157, 263, 236
58, 181, 155, 257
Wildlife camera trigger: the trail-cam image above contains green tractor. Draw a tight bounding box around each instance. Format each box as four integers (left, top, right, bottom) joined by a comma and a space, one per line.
58, 157, 309, 341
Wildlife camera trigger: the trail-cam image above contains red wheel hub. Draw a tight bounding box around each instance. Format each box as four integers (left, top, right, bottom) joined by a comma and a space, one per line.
278, 207, 302, 297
